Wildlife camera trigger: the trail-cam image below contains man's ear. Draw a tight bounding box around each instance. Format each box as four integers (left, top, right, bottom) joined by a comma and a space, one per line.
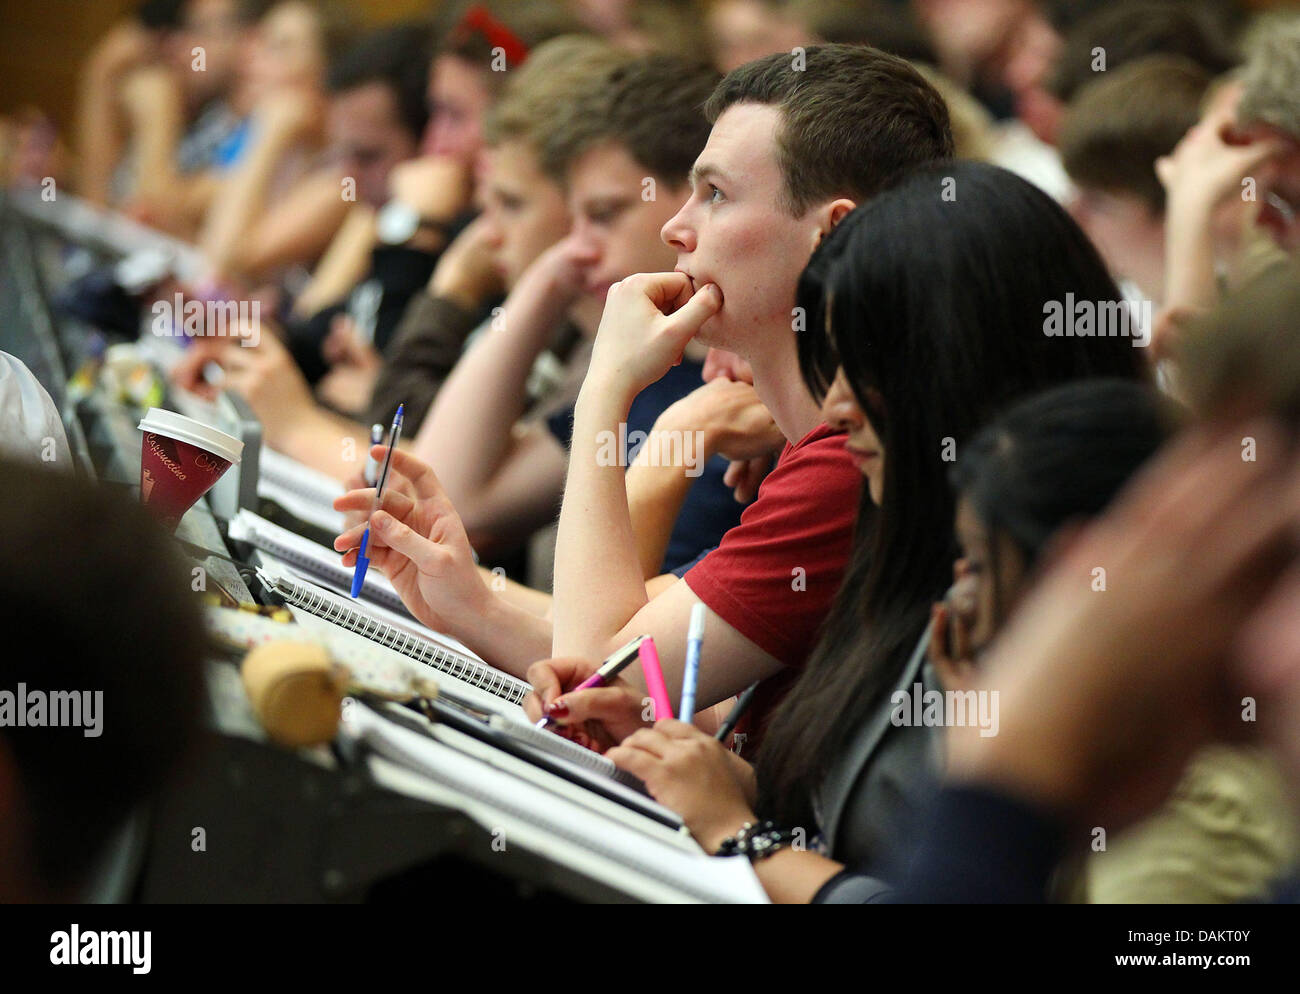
811, 198, 857, 251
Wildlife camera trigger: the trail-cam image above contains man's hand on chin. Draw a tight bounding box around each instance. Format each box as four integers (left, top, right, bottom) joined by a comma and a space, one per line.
586, 272, 723, 406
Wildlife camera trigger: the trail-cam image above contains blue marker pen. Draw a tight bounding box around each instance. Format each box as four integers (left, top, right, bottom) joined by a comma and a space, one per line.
351, 404, 404, 598
680, 603, 706, 720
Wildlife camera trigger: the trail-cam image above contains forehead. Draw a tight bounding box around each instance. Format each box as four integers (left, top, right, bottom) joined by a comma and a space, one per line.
696, 103, 783, 190
330, 83, 401, 134
433, 55, 490, 104
485, 141, 548, 187
567, 141, 646, 198
263, 1, 314, 35
186, 0, 239, 30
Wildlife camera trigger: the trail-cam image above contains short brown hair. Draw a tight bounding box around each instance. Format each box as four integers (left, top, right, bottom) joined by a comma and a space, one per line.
1179, 258, 1300, 427
484, 36, 631, 154
548, 55, 721, 186
704, 44, 954, 215
783, 0, 936, 64
1059, 55, 1212, 212
1048, 0, 1239, 102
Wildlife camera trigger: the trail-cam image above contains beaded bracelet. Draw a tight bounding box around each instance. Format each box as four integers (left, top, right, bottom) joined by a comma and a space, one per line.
715, 820, 800, 861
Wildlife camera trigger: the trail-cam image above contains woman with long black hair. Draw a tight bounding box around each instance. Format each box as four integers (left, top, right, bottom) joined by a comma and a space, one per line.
607, 160, 1150, 902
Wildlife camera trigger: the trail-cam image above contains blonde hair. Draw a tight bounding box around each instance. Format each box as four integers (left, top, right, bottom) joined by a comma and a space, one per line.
483, 35, 631, 169
1237, 14, 1300, 140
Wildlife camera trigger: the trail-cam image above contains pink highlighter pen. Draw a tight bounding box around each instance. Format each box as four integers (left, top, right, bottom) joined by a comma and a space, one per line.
638, 636, 674, 722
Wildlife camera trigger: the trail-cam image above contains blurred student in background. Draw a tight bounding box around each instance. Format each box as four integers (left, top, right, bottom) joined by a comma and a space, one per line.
196, 0, 358, 287
932, 379, 1298, 902
1153, 14, 1300, 359
77, 0, 246, 211
89, 0, 257, 236
186, 37, 629, 485
1060, 55, 1212, 308
0, 460, 207, 902
366, 36, 634, 435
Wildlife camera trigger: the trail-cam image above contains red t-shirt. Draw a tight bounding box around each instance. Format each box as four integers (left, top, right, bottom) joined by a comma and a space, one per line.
684, 422, 863, 754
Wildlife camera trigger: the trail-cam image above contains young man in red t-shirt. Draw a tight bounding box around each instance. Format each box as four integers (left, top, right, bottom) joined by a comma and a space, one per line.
531, 47, 953, 749
340, 46, 953, 748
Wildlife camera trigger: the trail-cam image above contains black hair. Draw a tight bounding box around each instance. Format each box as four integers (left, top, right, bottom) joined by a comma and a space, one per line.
138, 0, 186, 30
790, 0, 938, 65
757, 161, 1149, 828
955, 378, 1177, 587
0, 460, 208, 896
325, 21, 433, 142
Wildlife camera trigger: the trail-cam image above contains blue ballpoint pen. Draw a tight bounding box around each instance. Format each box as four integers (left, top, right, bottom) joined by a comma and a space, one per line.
351, 404, 404, 598
680, 603, 705, 720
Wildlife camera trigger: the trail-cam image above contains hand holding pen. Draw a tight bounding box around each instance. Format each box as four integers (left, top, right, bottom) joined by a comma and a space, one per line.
351, 405, 404, 598
534, 636, 647, 729
333, 440, 488, 637
523, 651, 656, 750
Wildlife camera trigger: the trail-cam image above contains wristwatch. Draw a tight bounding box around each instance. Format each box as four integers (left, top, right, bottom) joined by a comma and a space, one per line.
715, 820, 800, 861
376, 200, 448, 246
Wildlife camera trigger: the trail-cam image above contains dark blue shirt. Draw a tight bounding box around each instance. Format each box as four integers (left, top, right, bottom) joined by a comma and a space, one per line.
546, 359, 748, 573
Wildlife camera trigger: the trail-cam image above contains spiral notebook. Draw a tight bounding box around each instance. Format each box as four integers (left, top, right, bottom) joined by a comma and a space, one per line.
257, 565, 533, 706
229, 509, 409, 616
256, 566, 668, 821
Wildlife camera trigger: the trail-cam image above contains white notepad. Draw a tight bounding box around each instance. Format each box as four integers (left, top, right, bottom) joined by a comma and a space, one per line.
342, 702, 769, 903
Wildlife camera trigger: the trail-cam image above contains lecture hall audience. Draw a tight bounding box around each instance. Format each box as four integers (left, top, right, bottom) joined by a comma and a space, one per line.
5, 0, 1300, 907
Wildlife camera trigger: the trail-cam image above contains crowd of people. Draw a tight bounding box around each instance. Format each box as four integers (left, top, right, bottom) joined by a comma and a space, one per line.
4, 0, 1300, 905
